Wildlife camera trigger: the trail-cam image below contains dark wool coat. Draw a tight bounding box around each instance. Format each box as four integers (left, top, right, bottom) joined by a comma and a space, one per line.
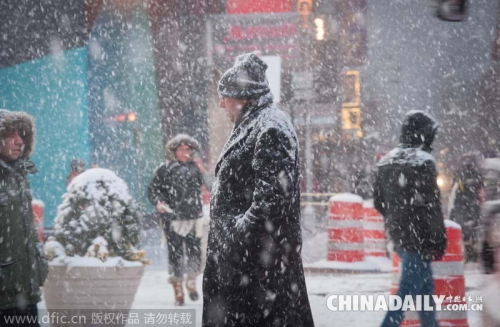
0, 110, 48, 310
449, 165, 483, 236
373, 111, 447, 260
147, 160, 203, 221
148, 134, 204, 221
202, 96, 314, 327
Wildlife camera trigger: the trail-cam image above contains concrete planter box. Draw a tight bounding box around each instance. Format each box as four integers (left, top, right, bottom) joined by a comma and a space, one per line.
43, 258, 144, 327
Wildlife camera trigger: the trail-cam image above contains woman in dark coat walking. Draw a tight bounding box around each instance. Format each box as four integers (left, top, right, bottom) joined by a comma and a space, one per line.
202, 53, 314, 327
148, 134, 209, 306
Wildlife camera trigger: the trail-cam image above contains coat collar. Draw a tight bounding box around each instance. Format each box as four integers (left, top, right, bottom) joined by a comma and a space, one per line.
0, 157, 37, 177
215, 99, 271, 176
233, 93, 273, 129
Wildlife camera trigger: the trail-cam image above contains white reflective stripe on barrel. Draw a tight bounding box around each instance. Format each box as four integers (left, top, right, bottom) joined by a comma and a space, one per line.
328, 220, 364, 228
431, 261, 464, 276
364, 238, 385, 243
362, 221, 384, 230
328, 242, 364, 251
392, 271, 401, 285
364, 241, 386, 250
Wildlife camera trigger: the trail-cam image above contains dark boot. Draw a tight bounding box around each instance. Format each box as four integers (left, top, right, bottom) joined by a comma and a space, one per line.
169, 277, 184, 306
185, 274, 199, 301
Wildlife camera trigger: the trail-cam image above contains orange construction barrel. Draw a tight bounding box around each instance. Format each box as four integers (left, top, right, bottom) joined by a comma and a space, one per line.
328, 193, 364, 262
362, 200, 386, 257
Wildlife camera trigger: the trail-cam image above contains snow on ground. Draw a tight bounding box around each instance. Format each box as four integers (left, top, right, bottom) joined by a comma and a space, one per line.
127, 269, 204, 326
38, 229, 489, 326
126, 228, 487, 327
122, 267, 485, 327
306, 269, 484, 327
38, 259, 487, 327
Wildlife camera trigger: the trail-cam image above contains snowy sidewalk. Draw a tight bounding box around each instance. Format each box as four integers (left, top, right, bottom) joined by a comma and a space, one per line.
38, 264, 486, 326
38, 227, 487, 326
38, 230, 487, 326
125, 267, 485, 327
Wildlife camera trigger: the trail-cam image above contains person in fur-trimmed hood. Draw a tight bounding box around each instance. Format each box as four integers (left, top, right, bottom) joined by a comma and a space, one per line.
148, 133, 211, 306
0, 109, 48, 326
202, 53, 314, 327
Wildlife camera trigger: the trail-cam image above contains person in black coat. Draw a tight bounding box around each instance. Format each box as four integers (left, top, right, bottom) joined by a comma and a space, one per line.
148, 134, 209, 306
374, 111, 447, 327
448, 154, 483, 262
202, 53, 314, 327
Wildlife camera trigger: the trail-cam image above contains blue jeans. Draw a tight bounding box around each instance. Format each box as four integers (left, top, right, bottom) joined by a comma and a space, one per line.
381, 251, 438, 327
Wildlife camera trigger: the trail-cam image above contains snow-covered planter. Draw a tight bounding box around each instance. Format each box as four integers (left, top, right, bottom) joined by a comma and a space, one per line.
43, 169, 145, 324
53, 168, 142, 258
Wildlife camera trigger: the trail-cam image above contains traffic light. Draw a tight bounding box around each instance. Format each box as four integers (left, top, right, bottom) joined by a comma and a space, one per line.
341, 108, 361, 130
342, 71, 360, 107
340, 71, 362, 139
313, 17, 340, 103
116, 114, 126, 123
112, 112, 137, 123
127, 112, 137, 122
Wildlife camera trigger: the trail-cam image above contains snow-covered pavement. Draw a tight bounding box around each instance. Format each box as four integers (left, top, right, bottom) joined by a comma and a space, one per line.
129, 228, 486, 326
39, 229, 488, 326
127, 267, 485, 327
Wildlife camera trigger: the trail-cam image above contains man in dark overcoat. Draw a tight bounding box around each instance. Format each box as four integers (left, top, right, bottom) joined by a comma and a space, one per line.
202, 53, 314, 327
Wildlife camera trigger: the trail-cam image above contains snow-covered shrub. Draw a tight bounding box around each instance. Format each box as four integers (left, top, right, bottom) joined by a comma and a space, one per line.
53, 168, 141, 261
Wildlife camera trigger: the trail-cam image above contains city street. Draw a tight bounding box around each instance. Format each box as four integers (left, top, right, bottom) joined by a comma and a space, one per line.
3, 0, 500, 326
37, 215, 491, 326
126, 264, 484, 326
125, 229, 485, 326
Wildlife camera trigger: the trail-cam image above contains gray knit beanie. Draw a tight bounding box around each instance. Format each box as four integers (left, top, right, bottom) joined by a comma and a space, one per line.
217, 53, 271, 100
